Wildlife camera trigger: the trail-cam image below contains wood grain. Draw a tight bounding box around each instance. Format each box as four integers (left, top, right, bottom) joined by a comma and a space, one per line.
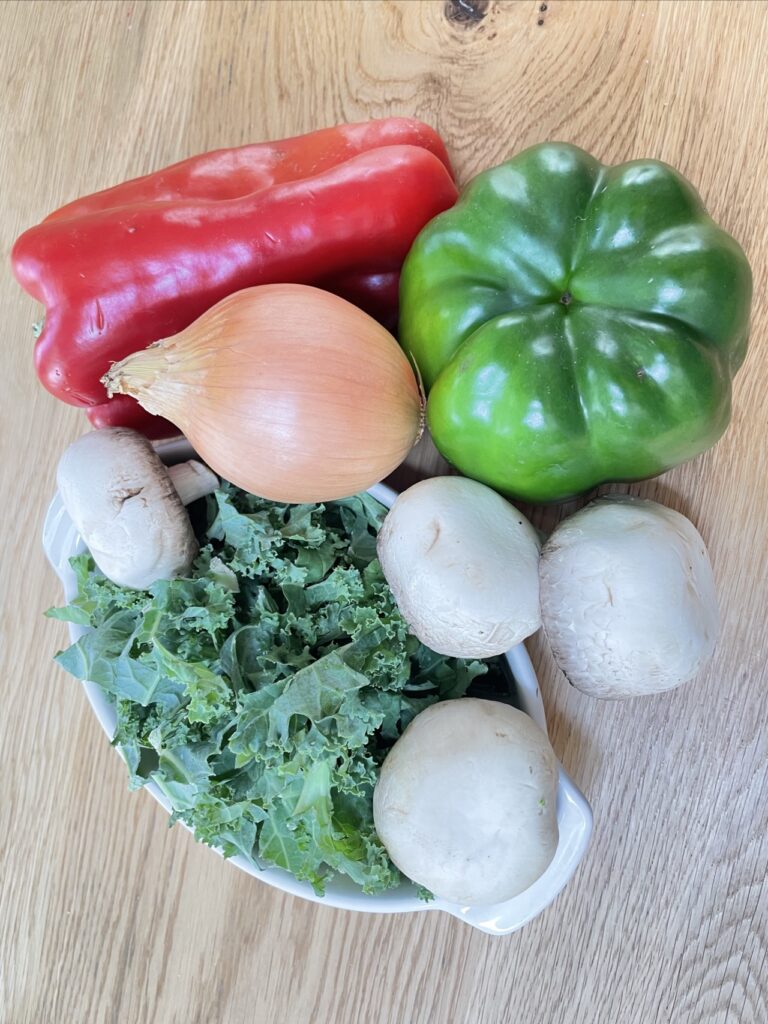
2, 2, 767, 1022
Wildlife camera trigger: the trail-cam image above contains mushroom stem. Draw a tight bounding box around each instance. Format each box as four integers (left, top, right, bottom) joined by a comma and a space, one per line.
167, 461, 219, 506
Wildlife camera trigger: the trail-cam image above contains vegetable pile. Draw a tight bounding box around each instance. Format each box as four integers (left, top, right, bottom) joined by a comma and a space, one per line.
17, 117, 754, 911
50, 484, 492, 894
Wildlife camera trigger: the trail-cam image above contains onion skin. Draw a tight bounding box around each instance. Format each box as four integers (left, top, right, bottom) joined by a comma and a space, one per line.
102, 284, 424, 502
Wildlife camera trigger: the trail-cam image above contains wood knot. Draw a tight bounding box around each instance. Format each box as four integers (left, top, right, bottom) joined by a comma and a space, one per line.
444, 0, 489, 26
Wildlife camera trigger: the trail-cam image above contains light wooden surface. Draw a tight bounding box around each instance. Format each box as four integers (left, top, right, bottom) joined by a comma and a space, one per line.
2, 1, 767, 1021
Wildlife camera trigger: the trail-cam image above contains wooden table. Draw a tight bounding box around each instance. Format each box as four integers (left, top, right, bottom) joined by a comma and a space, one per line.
2, 2, 766, 1021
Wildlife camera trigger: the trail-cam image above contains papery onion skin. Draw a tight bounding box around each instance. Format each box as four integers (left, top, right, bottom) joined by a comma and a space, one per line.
102, 284, 424, 502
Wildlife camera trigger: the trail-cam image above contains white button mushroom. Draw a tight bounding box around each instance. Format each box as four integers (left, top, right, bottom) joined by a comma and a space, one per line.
56, 427, 219, 589
539, 495, 720, 699
376, 477, 542, 659
373, 698, 559, 905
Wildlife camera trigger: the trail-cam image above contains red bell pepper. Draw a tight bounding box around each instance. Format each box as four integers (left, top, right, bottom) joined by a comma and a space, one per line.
12, 119, 455, 435
84, 393, 178, 438
44, 118, 451, 219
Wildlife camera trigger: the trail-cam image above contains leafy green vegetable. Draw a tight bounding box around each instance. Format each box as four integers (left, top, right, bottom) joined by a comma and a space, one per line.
51, 485, 497, 895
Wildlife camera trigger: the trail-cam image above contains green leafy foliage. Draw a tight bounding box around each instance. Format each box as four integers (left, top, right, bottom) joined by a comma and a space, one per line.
51, 485, 494, 895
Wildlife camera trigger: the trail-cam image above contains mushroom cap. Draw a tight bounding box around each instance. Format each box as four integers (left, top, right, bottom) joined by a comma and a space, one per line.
57, 427, 198, 589
376, 476, 541, 658
373, 698, 559, 905
540, 495, 720, 699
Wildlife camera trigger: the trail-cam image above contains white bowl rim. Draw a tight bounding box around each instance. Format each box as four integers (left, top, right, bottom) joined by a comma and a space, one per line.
42, 438, 592, 935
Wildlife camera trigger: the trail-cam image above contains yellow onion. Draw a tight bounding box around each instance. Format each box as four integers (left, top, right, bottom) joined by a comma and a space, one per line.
102, 284, 423, 502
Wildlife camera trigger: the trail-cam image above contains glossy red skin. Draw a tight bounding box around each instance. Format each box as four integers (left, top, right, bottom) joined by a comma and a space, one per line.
329, 270, 401, 336
85, 394, 180, 438
45, 118, 452, 220
13, 144, 457, 410
47, 117, 440, 352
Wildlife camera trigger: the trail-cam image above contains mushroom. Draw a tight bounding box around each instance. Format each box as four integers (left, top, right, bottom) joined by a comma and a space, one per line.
373, 698, 559, 905
376, 476, 541, 658
539, 495, 720, 699
56, 427, 219, 589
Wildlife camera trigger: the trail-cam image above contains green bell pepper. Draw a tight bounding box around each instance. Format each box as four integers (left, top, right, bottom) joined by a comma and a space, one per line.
400, 143, 752, 502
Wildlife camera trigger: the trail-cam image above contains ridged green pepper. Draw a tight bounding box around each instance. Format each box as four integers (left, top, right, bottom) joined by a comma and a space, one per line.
400, 143, 752, 502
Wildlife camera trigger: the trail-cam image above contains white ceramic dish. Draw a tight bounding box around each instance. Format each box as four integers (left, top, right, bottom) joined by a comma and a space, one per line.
42, 438, 592, 935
